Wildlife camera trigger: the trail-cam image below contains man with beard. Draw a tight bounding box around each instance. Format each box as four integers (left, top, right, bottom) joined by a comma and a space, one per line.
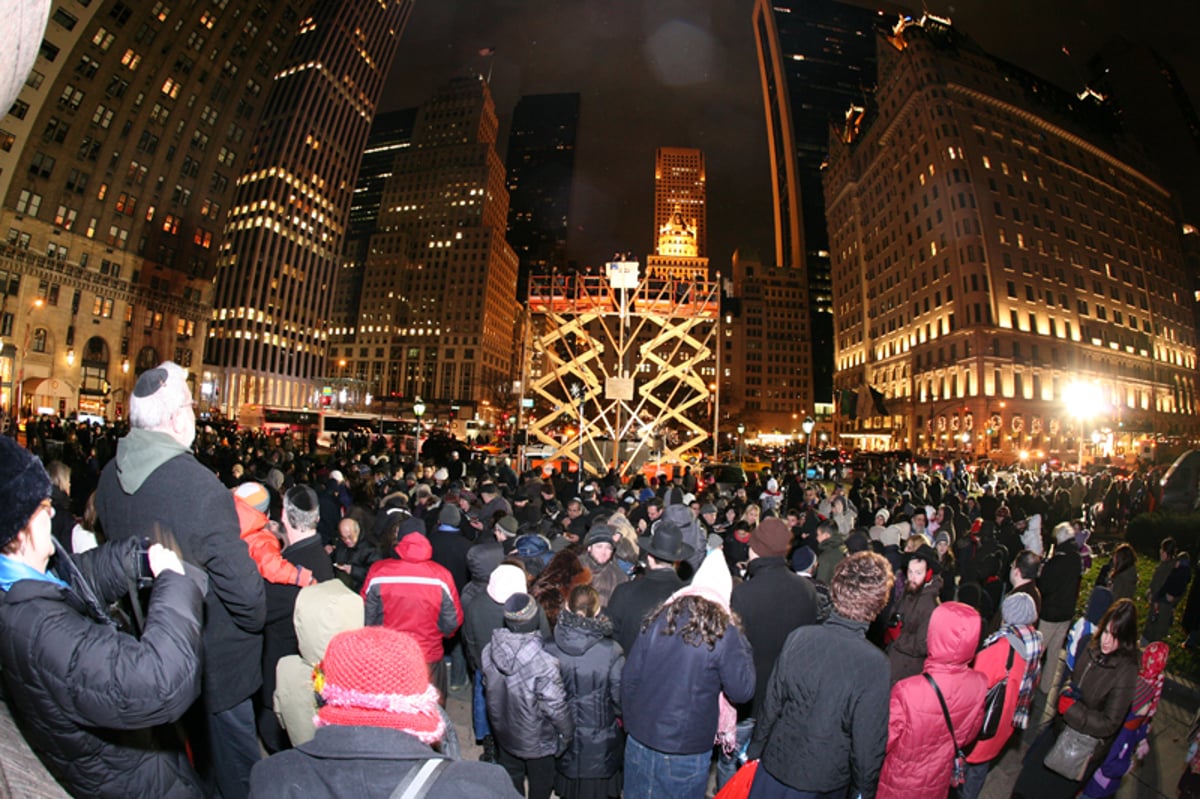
887, 544, 943, 684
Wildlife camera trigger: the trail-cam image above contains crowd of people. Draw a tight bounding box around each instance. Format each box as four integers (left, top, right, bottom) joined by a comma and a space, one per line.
0, 379, 1197, 798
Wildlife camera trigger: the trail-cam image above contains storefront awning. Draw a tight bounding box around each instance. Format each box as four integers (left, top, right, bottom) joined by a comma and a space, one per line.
23, 377, 76, 400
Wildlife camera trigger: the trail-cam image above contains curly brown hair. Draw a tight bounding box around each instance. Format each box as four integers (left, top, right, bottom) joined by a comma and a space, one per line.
830, 551, 894, 624
530, 550, 592, 628
641, 594, 739, 650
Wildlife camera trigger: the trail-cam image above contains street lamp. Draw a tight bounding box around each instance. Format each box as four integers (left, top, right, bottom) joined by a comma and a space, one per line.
1062, 380, 1103, 471
802, 416, 815, 471
412, 396, 425, 462
570, 383, 585, 493
736, 422, 745, 462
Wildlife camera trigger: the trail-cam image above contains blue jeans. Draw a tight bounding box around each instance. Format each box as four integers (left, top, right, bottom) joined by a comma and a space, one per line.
472, 670, 491, 740
716, 717, 756, 789
960, 760, 989, 799
624, 735, 710, 798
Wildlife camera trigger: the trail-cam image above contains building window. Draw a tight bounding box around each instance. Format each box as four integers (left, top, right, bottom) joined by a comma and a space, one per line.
15, 190, 42, 217
32, 328, 48, 353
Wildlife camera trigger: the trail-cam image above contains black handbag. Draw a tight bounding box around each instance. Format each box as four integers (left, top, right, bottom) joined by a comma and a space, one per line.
925, 674, 967, 787
976, 643, 1016, 741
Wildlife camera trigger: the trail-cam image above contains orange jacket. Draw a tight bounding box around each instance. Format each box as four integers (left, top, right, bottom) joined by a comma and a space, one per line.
233, 494, 317, 587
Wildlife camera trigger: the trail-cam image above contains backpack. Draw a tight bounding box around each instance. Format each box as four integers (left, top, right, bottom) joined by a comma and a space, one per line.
976, 642, 1016, 741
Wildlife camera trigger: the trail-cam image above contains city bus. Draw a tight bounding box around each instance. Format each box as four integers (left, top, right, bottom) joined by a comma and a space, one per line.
236, 405, 319, 438
317, 410, 412, 451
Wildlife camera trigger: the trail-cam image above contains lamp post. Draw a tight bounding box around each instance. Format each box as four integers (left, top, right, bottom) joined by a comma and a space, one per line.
736, 422, 745, 462
570, 382, 585, 493
412, 396, 425, 462
802, 416, 815, 472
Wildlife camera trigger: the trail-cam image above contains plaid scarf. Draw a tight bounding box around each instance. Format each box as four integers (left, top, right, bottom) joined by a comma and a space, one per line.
982, 622, 1043, 729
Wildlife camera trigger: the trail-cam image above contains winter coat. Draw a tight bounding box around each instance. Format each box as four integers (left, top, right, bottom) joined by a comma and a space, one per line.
462, 593, 550, 672
235, 495, 316, 588
544, 611, 625, 779
248, 725, 520, 799
748, 612, 890, 799
967, 632, 1034, 764
622, 602, 755, 755
362, 532, 463, 662
482, 628, 574, 759
460, 541, 506, 612
876, 602, 988, 799
731, 556, 820, 718
888, 575, 943, 683
274, 581, 364, 747
816, 531, 849, 586
1062, 644, 1138, 741
96, 431, 265, 712
329, 536, 380, 594
262, 537, 335, 716
428, 526, 473, 594
605, 567, 683, 655
578, 551, 627, 608
1038, 541, 1083, 623
0, 539, 204, 799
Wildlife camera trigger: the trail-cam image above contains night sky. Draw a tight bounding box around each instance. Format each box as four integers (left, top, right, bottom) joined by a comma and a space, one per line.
380, 0, 1200, 272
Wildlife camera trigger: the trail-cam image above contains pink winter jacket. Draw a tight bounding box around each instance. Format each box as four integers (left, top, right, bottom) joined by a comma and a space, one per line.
877, 602, 988, 799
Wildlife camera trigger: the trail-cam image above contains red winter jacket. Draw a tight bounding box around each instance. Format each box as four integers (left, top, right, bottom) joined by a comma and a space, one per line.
362, 532, 463, 662
877, 602, 988, 799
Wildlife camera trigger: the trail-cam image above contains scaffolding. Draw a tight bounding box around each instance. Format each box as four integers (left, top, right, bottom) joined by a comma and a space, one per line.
525, 264, 719, 479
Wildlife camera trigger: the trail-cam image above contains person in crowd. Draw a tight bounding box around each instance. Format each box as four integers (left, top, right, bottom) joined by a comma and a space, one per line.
45, 459, 76, 553
962, 593, 1044, 799
877, 602, 988, 799
815, 518, 850, 585
95, 362, 265, 799
622, 549, 754, 796
720, 516, 820, 788
545, 584, 625, 799
234, 481, 320, 589
250, 627, 519, 798
935, 530, 957, 602
362, 527, 463, 702
1080, 642, 1169, 799
606, 520, 692, 654
1144, 537, 1191, 645
329, 516, 381, 594
531, 549, 593, 629
1039, 521, 1085, 691
1065, 586, 1116, 681
888, 544, 943, 683
482, 592, 575, 799
1099, 543, 1138, 602
259, 485, 336, 751
0, 436, 205, 798
747, 551, 894, 798
723, 503, 759, 576
273, 579, 363, 747
578, 521, 628, 607
1013, 599, 1140, 799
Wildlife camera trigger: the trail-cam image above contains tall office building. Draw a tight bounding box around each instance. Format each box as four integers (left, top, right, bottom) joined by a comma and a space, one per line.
753, 0, 903, 404
331, 107, 417, 349
825, 15, 1198, 460
203, 0, 414, 413
330, 74, 518, 418
652, 147, 706, 257
505, 92, 579, 300
0, 0, 303, 419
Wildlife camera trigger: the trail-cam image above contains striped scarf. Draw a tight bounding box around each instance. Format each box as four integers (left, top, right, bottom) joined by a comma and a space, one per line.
982, 622, 1043, 729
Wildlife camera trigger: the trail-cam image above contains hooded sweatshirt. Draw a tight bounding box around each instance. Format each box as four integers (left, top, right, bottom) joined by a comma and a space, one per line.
362, 532, 463, 662
481, 628, 574, 759
272, 581, 363, 745
114, 428, 188, 494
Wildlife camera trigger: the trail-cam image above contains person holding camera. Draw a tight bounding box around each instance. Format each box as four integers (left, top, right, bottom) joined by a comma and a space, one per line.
0, 435, 206, 798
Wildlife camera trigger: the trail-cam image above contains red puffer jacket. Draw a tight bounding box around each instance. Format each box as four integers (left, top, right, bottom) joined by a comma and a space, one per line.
362, 533, 462, 662
877, 602, 988, 799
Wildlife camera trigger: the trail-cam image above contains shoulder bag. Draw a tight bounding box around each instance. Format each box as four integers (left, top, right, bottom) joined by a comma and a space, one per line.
925, 673, 967, 787
976, 642, 1016, 741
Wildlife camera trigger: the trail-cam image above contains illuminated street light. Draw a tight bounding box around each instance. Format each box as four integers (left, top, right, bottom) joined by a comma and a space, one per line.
1062, 380, 1103, 470
412, 396, 425, 460
737, 422, 745, 461
802, 416, 815, 470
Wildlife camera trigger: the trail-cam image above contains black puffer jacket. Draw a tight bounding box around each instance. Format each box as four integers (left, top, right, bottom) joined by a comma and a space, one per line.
545, 611, 624, 779
0, 539, 204, 798
482, 628, 574, 759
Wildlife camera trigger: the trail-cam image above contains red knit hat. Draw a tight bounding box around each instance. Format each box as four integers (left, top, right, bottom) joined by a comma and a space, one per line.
314, 627, 444, 743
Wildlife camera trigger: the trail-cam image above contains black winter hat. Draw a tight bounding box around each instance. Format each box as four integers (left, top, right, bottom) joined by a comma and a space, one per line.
0, 437, 52, 550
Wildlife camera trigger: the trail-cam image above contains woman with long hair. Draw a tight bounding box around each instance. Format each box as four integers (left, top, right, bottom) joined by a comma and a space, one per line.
1100, 543, 1138, 602
1013, 599, 1140, 799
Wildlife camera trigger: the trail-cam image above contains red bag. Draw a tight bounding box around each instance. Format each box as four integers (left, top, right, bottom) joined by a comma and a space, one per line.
715, 759, 759, 799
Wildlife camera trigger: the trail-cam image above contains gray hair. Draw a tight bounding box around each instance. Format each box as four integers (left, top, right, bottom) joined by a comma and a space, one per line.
129, 361, 192, 431
283, 495, 320, 533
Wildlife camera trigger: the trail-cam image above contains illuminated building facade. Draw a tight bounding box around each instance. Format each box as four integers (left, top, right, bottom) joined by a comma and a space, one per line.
204, 0, 413, 414
505, 93, 579, 301
825, 15, 1199, 461
752, 0, 901, 404
650, 147, 706, 264
1, 0, 303, 419
331, 74, 518, 418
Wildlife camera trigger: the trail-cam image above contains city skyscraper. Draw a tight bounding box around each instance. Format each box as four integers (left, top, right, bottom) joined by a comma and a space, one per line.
330, 107, 417, 348
652, 146, 706, 261
825, 15, 1198, 459
330, 74, 518, 416
753, 0, 902, 404
203, 0, 414, 413
505, 92, 579, 300
1, 0, 304, 418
